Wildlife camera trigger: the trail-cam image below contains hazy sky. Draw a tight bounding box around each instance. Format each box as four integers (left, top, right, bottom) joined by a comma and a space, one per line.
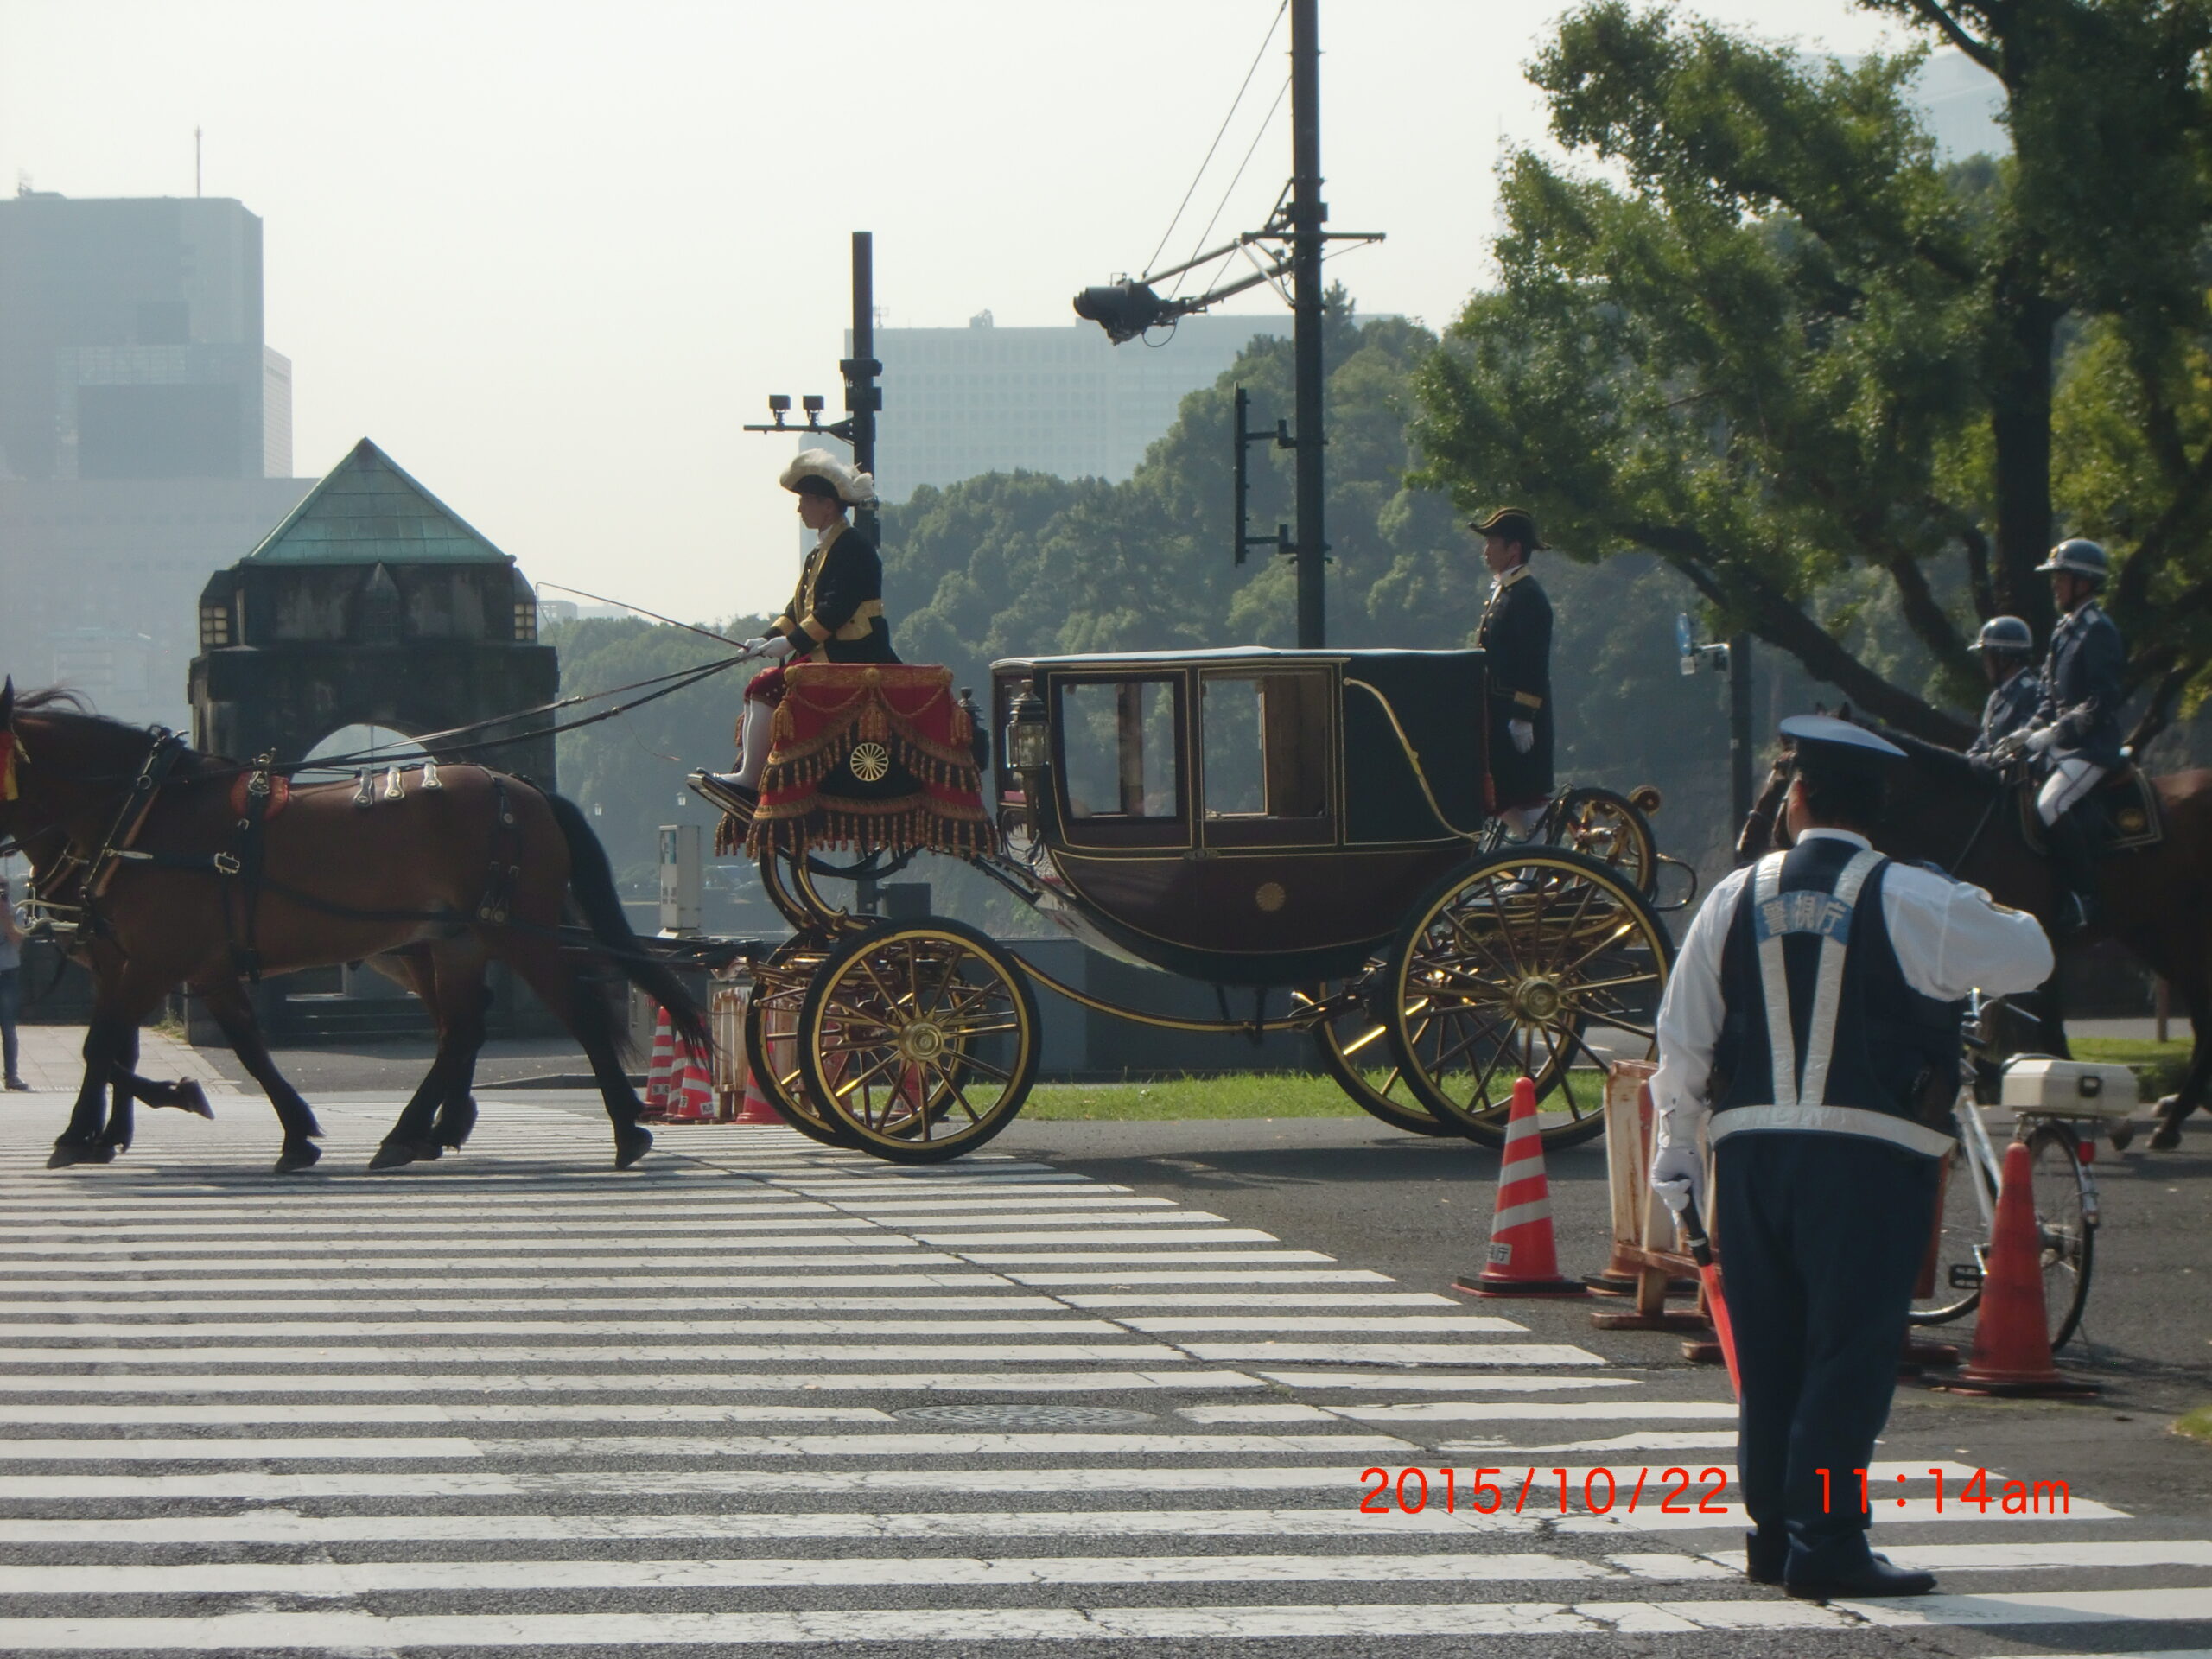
2, 1, 1918, 622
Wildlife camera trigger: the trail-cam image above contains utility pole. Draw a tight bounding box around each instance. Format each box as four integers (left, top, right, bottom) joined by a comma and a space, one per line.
1728, 633, 1754, 854
1288, 0, 1326, 649
842, 232, 882, 547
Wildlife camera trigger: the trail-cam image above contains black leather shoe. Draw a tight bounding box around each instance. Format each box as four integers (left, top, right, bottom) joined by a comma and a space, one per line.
1745, 1529, 1787, 1586
687, 772, 757, 815
1785, 1553, 1936, 1599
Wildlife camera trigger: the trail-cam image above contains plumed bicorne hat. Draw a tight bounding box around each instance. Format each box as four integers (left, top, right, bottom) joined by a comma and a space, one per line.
780, 449, 879, 510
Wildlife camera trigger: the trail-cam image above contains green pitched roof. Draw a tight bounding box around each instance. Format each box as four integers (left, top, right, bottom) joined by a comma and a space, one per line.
244, 438, 511, 566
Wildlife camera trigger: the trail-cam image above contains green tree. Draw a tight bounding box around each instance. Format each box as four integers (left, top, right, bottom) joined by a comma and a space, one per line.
1414, 0, 2212, 741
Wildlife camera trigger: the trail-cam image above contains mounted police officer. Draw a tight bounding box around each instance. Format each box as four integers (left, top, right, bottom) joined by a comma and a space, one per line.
1470, 507, 1553, 839
702, 449, 899, 810
2007, 539, 2126, 932
1649, 715, 2052, 1602
1963, 615, 2042, 779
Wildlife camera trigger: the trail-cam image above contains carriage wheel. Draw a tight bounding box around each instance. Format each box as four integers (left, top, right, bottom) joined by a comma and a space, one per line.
1383, 849, 1673, 1150
742, 935, 862, 1148
1300, 981, 1457, 1137
1549, 786, 1657, 897
797, 918, 1040, 1164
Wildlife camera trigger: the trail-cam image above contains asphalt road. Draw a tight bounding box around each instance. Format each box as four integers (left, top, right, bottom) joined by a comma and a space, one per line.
0, 1086, 2205, 1658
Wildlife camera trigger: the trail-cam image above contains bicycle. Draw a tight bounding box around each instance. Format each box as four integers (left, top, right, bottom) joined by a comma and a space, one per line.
1908, 991, 2115, 1351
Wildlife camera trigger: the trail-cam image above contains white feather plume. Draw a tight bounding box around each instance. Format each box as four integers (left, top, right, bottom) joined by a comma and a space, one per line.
780, 448, 879, 509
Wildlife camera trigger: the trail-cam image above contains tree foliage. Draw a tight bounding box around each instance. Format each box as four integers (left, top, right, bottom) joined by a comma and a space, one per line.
1413, 0, 2212, 742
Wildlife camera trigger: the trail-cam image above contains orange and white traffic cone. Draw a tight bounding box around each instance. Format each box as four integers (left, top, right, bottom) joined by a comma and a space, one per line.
733, 1050, 785, 1124
642, 1008, 675, 1118
1455, 1076, 1589, 1298
671, 1044, 714, 1122
1945, 1140, 2097, 1397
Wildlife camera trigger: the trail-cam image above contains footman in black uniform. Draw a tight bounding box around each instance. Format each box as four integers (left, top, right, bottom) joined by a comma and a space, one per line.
1469, 507, 1553, 838
1648, 715, 2052, 1600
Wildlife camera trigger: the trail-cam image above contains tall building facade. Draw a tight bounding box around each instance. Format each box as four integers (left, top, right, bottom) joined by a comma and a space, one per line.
862, 311, 1290, 502
0, 189, 302, 728
0, 190, 290, 481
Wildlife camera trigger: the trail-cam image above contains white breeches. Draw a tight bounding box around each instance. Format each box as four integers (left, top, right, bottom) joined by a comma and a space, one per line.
736, 698, 776, 789
2037, 756, 2105, 825
1497, 799, 1550, 842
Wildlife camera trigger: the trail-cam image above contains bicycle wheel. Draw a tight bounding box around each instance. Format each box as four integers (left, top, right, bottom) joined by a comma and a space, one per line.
2027, 1122, 2095, 1351
1301, 980, 1457, 1138
1910, 1142, 1989, 1327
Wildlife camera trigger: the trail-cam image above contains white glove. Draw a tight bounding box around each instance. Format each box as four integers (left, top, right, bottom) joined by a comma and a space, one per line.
1509, 719, 1535, 754
1649, 1139, 1705, 1217
759, 633, 798, 661
2024, 725, 2056, 755
741, 636, 768, 654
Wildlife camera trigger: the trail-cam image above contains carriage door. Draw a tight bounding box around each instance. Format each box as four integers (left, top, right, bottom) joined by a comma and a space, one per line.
1198, 668, 1335, 849
1052, 674, 1189, 849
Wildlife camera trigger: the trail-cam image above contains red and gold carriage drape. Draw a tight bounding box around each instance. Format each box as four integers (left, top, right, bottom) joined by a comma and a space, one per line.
720, 664, 995, 861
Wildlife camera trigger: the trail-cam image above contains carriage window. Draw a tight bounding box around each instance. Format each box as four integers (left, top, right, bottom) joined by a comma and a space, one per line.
1202, 671, 1329, 819
1055, 677, 1182, 820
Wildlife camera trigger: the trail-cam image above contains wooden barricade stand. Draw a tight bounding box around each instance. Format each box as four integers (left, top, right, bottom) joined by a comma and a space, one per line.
709, 976, 748, 1122
1589, 1059, 1710, 1335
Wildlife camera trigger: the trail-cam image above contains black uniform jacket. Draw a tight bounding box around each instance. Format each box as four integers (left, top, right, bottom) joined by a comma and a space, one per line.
2032, 601, 2125, 769
1965, 668, 2043, 776
1475, 565, 1554, 807
770, 522, 900, 665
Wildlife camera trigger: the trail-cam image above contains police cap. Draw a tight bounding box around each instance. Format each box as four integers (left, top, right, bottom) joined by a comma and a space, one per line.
1469, 506, 1547, 550
1970, 615, 2035, 654
2033, 538, 2109, 582
1778, 714, 1904, 762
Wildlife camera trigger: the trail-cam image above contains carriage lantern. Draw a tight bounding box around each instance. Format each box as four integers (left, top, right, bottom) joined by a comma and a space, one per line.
512, 570, 539, 644
1006, 683, 1048, 773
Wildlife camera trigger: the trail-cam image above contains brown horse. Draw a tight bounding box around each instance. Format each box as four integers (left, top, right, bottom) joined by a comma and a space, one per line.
1738, 725, 2212, 1149
0, 683, 707, 1173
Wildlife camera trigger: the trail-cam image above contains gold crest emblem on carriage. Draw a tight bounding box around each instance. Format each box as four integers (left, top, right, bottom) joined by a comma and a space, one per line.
848, 741, 892, 784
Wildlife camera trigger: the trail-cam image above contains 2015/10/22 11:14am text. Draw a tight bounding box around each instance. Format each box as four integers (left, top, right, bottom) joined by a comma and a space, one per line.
1357, 1466, 2070, 1516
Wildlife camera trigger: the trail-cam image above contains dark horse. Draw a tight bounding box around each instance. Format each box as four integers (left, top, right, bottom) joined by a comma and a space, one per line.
0, 683, 708, 1173
1739, 723, 2212, 1150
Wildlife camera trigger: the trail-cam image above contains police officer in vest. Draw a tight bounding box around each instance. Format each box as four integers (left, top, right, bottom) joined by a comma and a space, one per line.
1649, 716, 2052, 1599
700, 449, 899, 810
2007, 539, 2126, 932
1471, 507, 1554, 839
1963, 616, 2042, 779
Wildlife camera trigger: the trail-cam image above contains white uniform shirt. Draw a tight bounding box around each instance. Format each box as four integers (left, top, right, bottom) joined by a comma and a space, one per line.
1649, 829, 2054, 1135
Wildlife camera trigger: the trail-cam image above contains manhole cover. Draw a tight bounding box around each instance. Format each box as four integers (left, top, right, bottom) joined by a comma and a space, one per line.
893, 1404, 1156, 1428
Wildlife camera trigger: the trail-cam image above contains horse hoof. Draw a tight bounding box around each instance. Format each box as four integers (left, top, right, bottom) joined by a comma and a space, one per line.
2148, 1122, 2181, 1151
46, 1140, 114, 1169
273, 1141, 322, 1174
614, 1125, 653, 1170
367, 1139, 441, 1171
170, 1081, 214, 1119
435, 1096, 479, 1150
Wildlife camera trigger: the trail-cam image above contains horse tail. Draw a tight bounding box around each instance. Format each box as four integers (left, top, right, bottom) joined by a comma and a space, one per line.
543, 791, 711, 1054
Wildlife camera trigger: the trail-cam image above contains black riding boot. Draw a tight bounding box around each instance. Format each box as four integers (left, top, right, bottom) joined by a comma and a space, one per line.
2044, 805, 2101, 934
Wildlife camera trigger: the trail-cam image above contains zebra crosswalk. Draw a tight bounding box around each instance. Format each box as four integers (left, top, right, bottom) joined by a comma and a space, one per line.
0, 1093, 2203, 1656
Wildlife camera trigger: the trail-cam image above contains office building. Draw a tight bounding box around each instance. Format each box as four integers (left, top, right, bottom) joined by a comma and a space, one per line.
859, 310, 1290, 501
0, 189, 291, 481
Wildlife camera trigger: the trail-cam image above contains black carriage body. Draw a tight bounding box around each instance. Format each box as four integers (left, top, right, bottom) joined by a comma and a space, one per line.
991, 647, 1490, 984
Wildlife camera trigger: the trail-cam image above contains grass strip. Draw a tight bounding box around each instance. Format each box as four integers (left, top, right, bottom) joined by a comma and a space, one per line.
1019, 1074, 1374, 1121
2175, 1405, 2212, 1446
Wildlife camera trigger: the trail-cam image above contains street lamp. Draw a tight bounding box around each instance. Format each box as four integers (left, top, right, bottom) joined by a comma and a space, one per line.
1069, 0, 1379, 649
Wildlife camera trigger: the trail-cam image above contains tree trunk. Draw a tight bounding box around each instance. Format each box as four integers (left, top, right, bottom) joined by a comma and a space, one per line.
1987, 278, 2063, 639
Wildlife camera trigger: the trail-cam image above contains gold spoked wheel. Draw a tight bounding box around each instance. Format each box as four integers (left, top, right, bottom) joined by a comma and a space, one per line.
743, 934, 862, 1148
797, 918, 1040, 1163
1301, 980, 1456, 1137
1549, 786, 1657, 897
1384, 849, 1673, 1149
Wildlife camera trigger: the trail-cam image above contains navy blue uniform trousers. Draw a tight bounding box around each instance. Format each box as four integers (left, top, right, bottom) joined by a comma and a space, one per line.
1713, 1132, 1940, 1577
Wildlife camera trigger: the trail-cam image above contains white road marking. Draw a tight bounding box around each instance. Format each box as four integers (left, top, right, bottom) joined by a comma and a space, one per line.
0, 1318, 1137, 1338
1261, 1370, 1639, 1389
1704, 1540, 2212, 1572
915, 1230, 1281, 1245
0, 1433, 1421, 1461
0, 1551, 1686, 1595
1343, 1402, 1738, 1421
1062, 1293, 1456, 1306
9, 1592, 2209, 1649
1185, 1343, 1607, 1365
1009, 1268, 1369, 1281
0, 1342, 1198, 1364
0, 1369, 1263, 1394
970, 1252, 1333, 1264
0, 1296, 1075, 1315
0, 1235, 917, 1256
0, 1254, 960, 1274
1122, 1316, 1530, 1332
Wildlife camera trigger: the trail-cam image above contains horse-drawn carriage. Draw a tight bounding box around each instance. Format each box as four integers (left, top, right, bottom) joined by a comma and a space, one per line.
697, 646, 1683, 1164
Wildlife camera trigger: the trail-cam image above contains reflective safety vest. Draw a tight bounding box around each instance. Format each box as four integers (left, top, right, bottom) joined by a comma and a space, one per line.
1710, 838, 1962, 1158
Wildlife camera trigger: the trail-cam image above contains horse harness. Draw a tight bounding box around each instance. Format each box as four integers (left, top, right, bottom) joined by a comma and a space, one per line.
18, 730, 530, 982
